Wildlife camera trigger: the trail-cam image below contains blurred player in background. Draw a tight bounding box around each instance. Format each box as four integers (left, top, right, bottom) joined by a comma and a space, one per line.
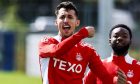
84, 24, 140, 84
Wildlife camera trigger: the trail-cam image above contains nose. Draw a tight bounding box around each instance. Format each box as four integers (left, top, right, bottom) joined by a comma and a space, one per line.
117, 36, 123, 42
64, 17, 68, 23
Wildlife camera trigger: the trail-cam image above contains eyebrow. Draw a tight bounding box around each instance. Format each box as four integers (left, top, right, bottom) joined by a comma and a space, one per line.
114, 32, 127, 35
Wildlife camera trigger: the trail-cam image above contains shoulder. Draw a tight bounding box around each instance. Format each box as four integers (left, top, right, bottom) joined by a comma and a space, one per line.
79, 41, 95, 50
40, 35, 51, 42
127, 55, 140, 67
40, 35, 56, 43
79, 41, 99, 56
132, 59, 140, 66
125, 54, 140, 66
131, 60, 140, 71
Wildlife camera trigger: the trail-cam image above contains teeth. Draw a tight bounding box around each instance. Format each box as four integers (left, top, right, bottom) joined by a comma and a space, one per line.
64, 25, 70, 28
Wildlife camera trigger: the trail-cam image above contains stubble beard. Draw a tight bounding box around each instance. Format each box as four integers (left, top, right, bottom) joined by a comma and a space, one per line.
111, 43, 130, 56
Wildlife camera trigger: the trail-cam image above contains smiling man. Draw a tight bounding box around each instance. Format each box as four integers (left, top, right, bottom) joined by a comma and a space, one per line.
38, 1, 115, 84
84, 24, 140, 84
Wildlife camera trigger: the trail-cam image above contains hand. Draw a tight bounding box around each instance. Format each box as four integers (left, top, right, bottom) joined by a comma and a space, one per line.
116, 69, 127, 84
85, 26, 95, 38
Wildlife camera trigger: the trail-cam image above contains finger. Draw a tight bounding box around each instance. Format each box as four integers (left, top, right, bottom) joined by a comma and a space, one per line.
117, 77, 127, 84
117, 75, 127, 82
117, 69, 127, 84
117, 69, 127, 79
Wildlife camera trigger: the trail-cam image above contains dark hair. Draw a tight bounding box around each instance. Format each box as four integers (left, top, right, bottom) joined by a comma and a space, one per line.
109, 24, 132, 39
55, 1, 78, 17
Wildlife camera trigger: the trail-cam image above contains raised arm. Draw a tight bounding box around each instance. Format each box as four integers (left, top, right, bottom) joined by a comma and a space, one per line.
39, 27, 95, 58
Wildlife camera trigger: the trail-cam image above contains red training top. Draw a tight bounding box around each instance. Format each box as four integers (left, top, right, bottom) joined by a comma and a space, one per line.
39, 28, 113, 84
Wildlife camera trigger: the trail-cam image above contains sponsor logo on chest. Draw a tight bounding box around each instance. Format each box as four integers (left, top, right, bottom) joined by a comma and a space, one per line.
53, 58, 83, 74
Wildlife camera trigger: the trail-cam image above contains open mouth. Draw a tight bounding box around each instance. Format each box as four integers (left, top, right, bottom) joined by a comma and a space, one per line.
63, 25, 71, 30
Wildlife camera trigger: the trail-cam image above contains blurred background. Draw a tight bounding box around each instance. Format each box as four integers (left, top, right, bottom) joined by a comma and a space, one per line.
0, 0, 140, 84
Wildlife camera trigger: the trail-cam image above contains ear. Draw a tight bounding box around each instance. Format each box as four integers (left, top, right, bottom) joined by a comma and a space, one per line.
109, 38, 111, 46
76, 20, 80, 27
54, 20, 57, 26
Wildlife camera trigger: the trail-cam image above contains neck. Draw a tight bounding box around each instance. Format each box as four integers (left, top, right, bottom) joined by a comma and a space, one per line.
58, 32, 72, 38
113, 51, 128, 56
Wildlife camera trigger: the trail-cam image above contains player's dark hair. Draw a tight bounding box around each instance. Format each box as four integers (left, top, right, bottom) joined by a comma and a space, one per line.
55, 1, 78, 18
109, 24, 132, 39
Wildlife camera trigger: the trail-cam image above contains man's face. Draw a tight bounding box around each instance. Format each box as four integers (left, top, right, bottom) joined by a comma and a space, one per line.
55, 8, 80, 38
109, 27, 131, 55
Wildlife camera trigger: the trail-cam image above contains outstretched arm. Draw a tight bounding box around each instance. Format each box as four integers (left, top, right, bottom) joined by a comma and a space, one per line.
39, 26, 95, 58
